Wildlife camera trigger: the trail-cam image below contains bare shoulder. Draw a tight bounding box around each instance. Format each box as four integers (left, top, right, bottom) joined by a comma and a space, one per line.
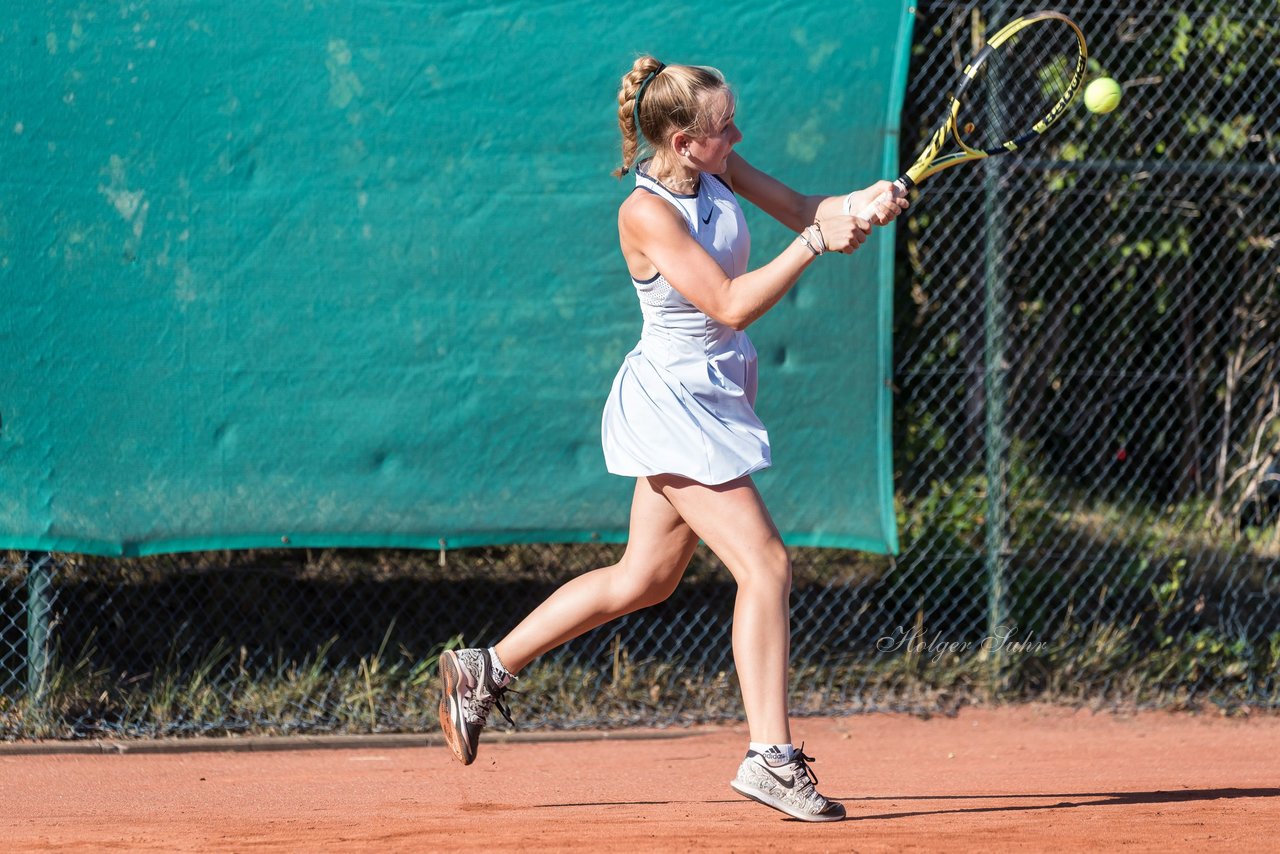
618, 189, 682, 280
618, 188, 685, 240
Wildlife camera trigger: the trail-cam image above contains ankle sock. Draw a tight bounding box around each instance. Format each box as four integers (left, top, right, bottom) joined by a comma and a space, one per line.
749, 742, 795, 765
487, 647, 514, 687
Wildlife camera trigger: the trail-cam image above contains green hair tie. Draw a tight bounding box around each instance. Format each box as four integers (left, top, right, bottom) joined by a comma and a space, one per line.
632, 63, 666, 142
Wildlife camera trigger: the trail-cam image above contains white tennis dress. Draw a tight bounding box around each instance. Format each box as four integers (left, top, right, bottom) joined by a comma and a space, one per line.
601, 162, 771, 486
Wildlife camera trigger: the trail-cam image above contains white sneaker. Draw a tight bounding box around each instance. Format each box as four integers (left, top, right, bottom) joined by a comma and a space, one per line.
729, 745, 846, 822
438, 648, 514, 765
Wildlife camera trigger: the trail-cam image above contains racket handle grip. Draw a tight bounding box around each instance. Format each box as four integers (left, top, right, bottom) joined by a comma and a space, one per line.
843, 176, 913, 220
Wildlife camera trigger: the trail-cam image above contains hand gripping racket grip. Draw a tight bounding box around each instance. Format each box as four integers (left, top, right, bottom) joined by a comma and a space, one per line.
843, 176, 914, 221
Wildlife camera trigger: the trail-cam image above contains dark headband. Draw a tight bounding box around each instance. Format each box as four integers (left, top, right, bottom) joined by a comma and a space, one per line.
632, 63, 667, 141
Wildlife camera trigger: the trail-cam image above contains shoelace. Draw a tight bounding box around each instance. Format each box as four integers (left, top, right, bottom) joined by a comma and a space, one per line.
790, 743, 820, 787
472, 682, 519, 728
490, 685, 517, 727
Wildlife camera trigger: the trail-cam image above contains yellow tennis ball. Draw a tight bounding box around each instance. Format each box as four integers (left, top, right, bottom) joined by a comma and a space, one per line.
1084, 77, 1122, 114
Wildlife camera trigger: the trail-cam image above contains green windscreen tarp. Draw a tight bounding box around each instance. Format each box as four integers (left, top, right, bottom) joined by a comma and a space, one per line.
1, 3, 914, 557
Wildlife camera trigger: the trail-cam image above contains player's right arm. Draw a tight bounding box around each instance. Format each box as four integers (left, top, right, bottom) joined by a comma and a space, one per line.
617, 191, 868, 331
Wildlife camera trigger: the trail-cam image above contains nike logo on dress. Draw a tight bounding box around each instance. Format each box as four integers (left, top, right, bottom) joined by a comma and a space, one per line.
702, 207, 712, 224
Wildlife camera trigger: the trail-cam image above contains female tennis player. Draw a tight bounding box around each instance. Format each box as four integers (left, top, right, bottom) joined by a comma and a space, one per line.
439, 55, 906, 822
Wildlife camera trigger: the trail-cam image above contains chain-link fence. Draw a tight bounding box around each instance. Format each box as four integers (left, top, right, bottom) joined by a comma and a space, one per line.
890, 0, 1279, 706
3, 1, 1277, 739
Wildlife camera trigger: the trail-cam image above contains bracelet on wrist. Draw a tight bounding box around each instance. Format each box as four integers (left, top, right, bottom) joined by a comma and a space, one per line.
800, 224, 825, 256
810, 221, 828, 253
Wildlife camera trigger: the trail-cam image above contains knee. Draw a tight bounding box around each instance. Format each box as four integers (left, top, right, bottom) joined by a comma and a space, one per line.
613, 561, 683, 611
635, 566, 684, 609
735, 543, 792, 593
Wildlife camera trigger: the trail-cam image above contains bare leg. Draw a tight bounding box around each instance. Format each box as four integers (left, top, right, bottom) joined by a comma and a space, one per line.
494, 477, 699, 673
652, 474, 792, 745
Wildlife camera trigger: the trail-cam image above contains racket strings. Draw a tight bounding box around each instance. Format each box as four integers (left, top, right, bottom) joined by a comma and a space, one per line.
959, 23, 1084, 152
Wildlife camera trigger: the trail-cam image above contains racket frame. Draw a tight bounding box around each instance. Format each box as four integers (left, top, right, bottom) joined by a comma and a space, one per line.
847, 10, 1087, 214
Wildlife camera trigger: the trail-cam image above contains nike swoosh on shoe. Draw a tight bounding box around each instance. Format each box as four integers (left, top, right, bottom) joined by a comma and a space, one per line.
759, 766, 797, 789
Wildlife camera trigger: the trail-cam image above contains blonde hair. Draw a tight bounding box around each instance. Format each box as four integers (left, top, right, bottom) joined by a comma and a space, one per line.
613, 56, 731, 178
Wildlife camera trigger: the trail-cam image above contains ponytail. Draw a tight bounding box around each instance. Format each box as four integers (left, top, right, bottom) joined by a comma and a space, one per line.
613, 56, 666, 178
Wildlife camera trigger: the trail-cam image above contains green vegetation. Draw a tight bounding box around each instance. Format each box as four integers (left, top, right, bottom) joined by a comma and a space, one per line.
3, 527, 1276, 741
3, 623, 463, 740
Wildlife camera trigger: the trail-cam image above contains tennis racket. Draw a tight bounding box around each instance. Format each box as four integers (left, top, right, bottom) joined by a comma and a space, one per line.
847, 9, 1087, 219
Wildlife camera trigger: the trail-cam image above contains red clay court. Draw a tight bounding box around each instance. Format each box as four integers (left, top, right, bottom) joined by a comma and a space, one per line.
6, 705, 1279, 852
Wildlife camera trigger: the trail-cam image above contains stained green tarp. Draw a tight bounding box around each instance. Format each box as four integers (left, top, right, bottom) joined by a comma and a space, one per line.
0, 2, 914, 556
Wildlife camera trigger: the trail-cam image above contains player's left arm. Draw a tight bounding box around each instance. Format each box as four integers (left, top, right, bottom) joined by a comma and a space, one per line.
723, 152, 905, 231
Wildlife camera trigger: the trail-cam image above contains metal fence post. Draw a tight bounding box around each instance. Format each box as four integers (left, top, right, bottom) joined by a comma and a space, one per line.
25, 553, 54, 705
981, 195, 1010, 695
980, 0, 1011, 690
